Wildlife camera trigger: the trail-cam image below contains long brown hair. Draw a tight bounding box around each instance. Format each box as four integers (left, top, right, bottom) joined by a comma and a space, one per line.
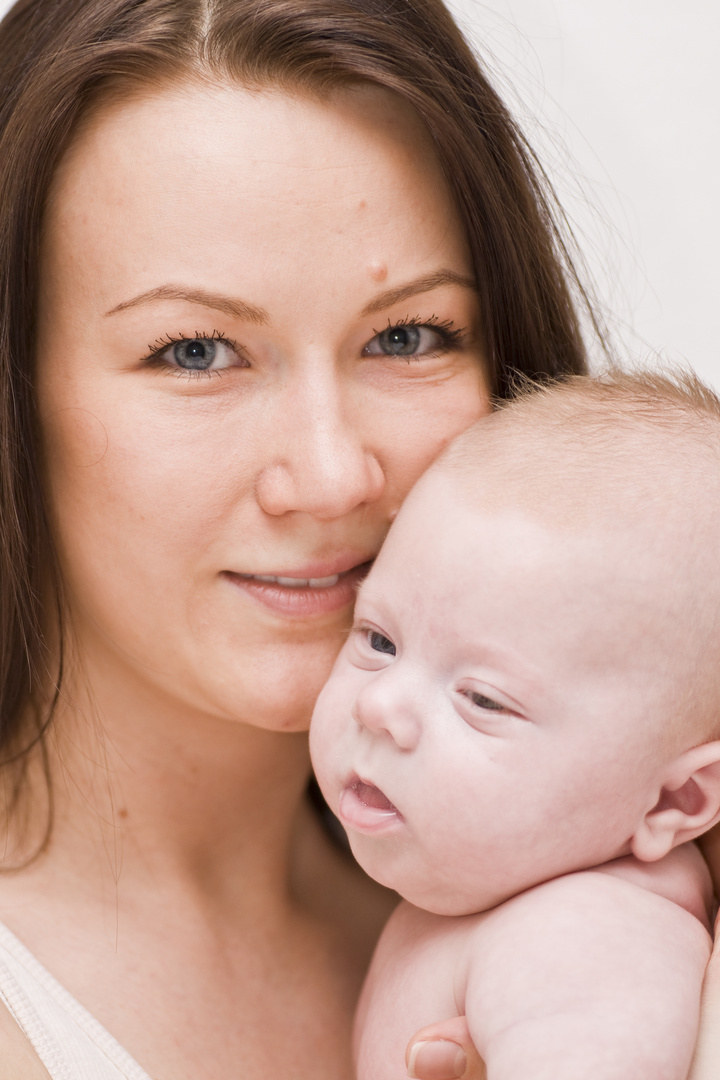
0, 0, 594, 789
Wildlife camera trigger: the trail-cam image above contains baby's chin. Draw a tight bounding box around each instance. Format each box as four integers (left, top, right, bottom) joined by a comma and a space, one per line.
348, 834, 512, 917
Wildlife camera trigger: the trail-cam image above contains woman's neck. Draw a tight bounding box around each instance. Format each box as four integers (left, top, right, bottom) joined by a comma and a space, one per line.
0, 666, 392, 1080
3, 664, 315, 921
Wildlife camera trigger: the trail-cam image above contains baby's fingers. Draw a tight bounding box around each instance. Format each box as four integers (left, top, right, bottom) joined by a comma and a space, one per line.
406, 1017, 486, 1080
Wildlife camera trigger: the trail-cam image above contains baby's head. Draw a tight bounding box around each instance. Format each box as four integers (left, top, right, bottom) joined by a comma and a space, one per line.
310, 370, 720, 916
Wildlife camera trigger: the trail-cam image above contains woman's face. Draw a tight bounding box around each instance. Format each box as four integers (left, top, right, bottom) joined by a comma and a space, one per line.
36, 81, 489, 731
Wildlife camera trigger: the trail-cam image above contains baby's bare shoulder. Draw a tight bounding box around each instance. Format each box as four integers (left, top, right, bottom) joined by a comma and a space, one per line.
593, 842, 713, 926
355, 902, 483, 1076
374, 843, 711, 973
358, 863, 712, 1080
466, 853, 712, 1011
369, 900, 483, 985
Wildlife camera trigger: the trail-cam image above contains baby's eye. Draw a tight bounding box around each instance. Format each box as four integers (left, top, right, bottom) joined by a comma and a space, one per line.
362, 322, 457, 358
368, 631, 396, 656
461, 689, 506, 712
148, 335, 244, 374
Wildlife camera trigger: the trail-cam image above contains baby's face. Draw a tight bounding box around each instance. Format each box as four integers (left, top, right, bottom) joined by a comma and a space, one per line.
310, 469, 692, 915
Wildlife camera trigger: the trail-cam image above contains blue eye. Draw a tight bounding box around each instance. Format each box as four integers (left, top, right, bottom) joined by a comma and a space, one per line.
145, 333, 243, 375
369, 631, 396, 655
172, 338, 217, 370
378, 325, 421, 356
362, 319, 462, 359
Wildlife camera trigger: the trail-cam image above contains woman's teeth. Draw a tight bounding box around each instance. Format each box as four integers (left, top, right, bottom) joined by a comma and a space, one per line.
242, 573, 340, 588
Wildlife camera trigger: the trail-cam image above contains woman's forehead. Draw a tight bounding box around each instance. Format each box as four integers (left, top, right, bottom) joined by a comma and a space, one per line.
46, 79, 445, 215
39, 80, 470, 323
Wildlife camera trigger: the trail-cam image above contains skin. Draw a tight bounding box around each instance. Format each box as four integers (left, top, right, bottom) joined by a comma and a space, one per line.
311, 466, 720, 912
0, 81, 490, 1080
310, 460, 720, 1078
689, 901, 720, 1079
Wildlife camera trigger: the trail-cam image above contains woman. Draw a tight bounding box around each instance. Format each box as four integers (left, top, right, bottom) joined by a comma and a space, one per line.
3, 1, 711, 1078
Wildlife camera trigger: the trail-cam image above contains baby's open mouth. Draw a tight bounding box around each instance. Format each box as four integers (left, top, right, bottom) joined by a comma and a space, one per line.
337, 776, 403, 833
352, 779, 398, 813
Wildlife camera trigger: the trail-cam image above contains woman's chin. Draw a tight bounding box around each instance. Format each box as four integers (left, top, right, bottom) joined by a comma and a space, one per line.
213, 642, 346, 733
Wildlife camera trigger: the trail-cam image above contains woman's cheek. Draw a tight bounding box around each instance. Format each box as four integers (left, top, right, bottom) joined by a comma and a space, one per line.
41, 405, 110, 470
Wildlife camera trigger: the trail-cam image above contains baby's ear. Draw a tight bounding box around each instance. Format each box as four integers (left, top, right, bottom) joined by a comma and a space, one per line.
632, 742, 720, 862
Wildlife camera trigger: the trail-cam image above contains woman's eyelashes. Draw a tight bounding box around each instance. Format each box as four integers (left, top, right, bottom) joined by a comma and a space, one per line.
143, 332, 246, 376
362, 316, 464, 360
141, 316, 464, 376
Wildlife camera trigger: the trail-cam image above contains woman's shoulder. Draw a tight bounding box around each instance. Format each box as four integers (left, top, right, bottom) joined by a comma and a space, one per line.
0, 999, 51, 1080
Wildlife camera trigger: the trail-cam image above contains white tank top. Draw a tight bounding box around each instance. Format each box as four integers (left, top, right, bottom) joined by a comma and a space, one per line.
0, 921, 153, 1080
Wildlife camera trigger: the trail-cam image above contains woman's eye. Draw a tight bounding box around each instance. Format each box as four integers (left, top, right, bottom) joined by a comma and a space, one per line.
462, 690, 506, 712
149, 335, 242, 374
172, 338, 220, 370
368, 631, 396, 656
363, 323, 453, 358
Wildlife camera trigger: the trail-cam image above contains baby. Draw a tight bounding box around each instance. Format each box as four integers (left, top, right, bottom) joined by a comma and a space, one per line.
310, 370, 720, 1080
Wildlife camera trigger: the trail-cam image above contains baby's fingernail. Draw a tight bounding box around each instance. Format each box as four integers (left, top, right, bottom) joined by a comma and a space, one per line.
407, 1039, 467, 1079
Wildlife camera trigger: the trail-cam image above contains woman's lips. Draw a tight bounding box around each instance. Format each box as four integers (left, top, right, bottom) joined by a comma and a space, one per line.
223, 560, 373, 618
338, 778, 403, 833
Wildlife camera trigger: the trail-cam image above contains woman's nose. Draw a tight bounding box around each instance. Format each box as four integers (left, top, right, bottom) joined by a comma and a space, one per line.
255, 363, 386, 520
352, 672, 421, 751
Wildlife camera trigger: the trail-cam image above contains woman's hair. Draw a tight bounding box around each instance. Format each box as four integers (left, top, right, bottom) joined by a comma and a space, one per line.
0, 0, 595, 792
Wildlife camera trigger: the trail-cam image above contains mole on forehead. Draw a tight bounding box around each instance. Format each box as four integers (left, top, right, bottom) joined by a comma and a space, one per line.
367, 261, 388, 282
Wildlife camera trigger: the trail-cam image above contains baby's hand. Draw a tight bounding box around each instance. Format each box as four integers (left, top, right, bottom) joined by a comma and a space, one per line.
406, 1017, 485, 1080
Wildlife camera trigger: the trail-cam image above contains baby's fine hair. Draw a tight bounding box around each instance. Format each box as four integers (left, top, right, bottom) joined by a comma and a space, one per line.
498, 366, 720, 434
442, 367, 720, 519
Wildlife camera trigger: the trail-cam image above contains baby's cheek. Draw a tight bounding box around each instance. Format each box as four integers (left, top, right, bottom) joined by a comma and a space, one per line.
309, 678, 353, 785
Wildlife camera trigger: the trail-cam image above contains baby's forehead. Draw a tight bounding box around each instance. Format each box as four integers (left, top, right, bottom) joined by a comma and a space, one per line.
393, 388, 718, 619
409, 450, 703, 613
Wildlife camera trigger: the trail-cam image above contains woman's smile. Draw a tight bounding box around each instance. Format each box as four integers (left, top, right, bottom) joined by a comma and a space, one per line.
224, 558, 374, 617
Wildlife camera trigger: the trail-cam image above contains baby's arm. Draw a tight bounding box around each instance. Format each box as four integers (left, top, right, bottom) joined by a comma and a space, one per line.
465, 854, 711, 1080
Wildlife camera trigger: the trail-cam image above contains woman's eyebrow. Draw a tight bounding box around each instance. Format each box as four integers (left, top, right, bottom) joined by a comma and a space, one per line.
105, 284, 269, 324
360, 270, 476, 317
105, 272, 475, 322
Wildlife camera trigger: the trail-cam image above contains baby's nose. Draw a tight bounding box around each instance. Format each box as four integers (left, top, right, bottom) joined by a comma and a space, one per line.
352, 674, 421, 751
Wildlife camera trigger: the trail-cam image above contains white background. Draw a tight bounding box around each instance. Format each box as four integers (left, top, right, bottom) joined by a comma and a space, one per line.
2, 0, 718, 386
446, 0, 720, 385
